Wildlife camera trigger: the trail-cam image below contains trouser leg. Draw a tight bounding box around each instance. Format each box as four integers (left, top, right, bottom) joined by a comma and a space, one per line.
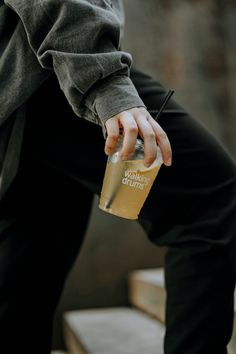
130, 67, 236, 354
164, 242, 235, 354
0, 148, 93, 353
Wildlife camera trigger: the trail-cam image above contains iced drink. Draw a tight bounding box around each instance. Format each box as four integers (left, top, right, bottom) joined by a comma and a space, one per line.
99, 139, 163, 220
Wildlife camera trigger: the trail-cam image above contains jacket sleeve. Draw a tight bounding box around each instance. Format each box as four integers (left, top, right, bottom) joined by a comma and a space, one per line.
4, 0, 145, 136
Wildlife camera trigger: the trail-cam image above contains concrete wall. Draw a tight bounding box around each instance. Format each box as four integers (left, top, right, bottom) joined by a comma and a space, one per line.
122, 0, 236, 158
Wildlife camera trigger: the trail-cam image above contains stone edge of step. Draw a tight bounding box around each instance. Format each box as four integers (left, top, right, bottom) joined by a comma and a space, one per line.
127, 268, 165, 287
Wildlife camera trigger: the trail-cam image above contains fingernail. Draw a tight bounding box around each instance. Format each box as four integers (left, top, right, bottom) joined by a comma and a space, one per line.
144, 159, 153, 167
166, 158, 172, 166
105, 149, 111, 155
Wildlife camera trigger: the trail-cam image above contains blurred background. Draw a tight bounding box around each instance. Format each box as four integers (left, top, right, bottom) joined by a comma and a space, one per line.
52, 0, 236, 349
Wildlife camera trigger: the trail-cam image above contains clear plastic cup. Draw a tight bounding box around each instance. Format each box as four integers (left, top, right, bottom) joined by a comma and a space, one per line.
99, 136, 163, 220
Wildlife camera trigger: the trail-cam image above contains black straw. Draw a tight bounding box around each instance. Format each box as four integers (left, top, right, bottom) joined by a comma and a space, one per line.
154, 89, 174, 121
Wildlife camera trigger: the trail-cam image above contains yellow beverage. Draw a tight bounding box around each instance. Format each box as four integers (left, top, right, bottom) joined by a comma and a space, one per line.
99, 159, 161, 220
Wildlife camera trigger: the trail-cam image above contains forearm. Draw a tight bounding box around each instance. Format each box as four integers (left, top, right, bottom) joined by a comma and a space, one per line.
5, 0, 145, 132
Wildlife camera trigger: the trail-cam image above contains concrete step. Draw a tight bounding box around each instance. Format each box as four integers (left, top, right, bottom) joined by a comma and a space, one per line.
128, 268, 166, 323
128, 268, 236, 352
63, 307, 164, 354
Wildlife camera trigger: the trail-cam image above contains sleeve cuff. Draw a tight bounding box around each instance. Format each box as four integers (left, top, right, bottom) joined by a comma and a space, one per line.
85, 74, 146, 138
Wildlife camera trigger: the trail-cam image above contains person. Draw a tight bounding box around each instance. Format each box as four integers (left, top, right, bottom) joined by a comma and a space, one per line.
0, 1, 235, 353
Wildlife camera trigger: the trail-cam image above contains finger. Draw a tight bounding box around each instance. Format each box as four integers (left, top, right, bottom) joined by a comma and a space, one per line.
147, 115, 172, 166
135, 114, 157, 167
104, 117, 120, 155
119, 112, 138, 160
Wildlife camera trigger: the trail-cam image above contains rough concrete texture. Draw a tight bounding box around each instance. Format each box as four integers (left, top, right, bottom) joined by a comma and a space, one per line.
122, 0, 236, 158
64, 308, 164, 354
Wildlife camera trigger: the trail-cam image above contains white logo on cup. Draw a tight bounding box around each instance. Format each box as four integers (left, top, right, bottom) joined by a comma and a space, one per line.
122, 170, 150, 190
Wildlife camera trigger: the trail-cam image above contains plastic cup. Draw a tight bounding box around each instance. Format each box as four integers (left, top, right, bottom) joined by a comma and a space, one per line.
99, 137, 163, 220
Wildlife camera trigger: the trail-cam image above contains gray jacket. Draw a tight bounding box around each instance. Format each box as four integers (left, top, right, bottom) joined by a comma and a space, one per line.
0, 0, 145, 199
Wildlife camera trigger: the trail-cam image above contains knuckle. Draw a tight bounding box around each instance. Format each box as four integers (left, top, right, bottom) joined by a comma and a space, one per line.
105, 146, 113, 154
145, 131, 155, 140
145, 157, 155, 165
105, 144, 113, 151
105, 140, 115, 150
127, 148, 135, 155
108, 133, 119, 141
146, 151, 156, 161
158, 131, 167, 140
127, 126, 138, 134
105, 145, 112, 154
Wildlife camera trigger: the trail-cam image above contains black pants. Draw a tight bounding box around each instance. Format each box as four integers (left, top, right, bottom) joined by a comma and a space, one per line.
0, 67, 236, 354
